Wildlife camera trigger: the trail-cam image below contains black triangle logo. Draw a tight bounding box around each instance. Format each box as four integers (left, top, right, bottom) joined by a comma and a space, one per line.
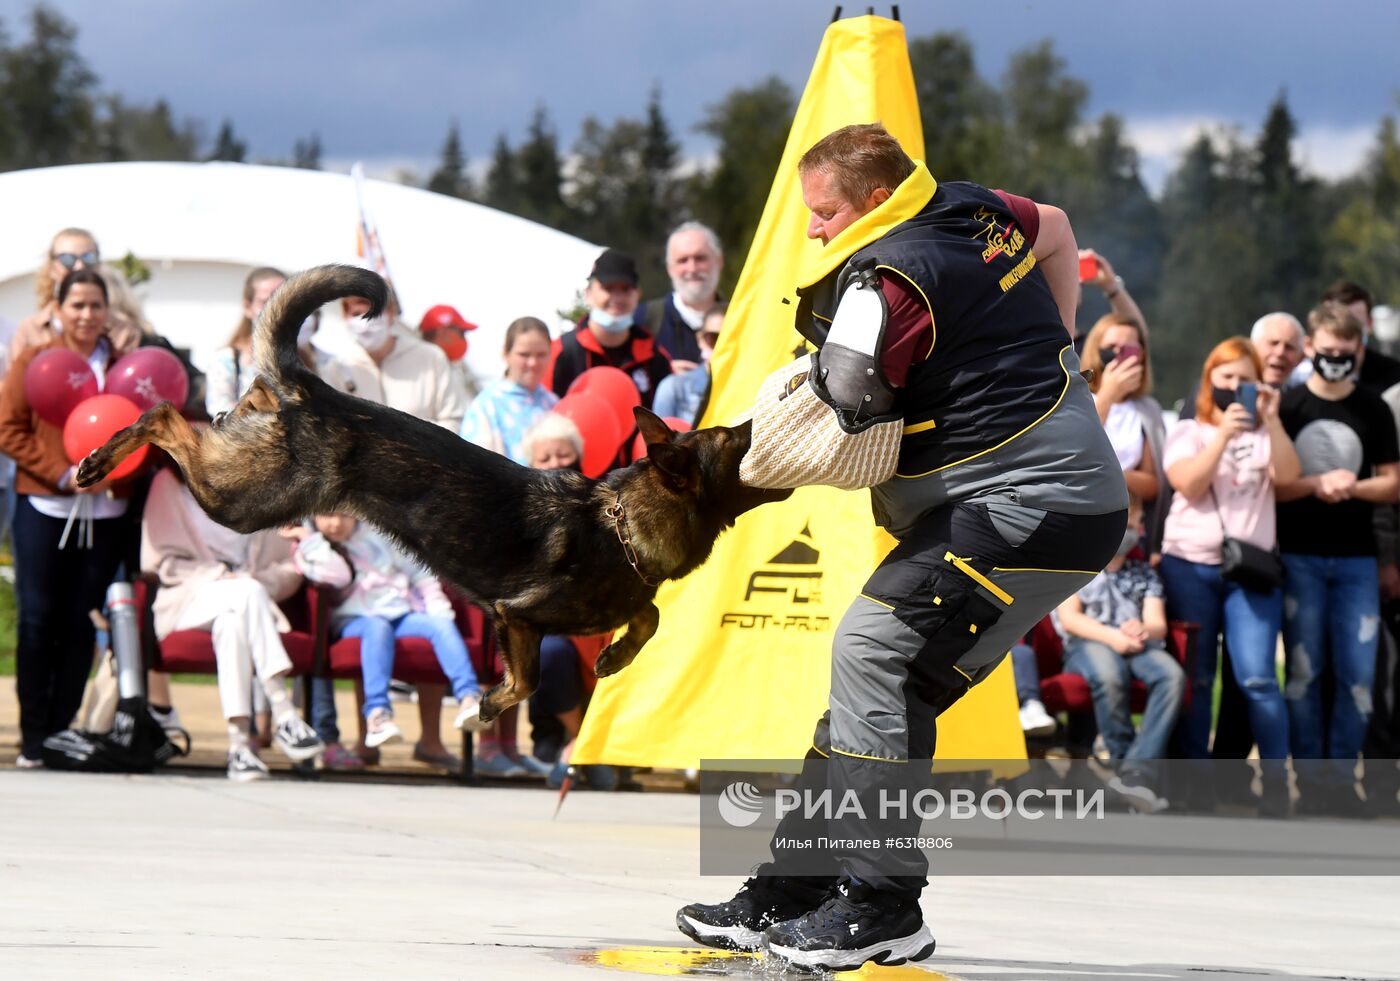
767, 522, 819, 565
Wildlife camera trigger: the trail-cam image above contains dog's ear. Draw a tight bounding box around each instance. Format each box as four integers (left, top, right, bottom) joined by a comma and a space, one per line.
634, 406, 675, 446
647, 441, 695, 490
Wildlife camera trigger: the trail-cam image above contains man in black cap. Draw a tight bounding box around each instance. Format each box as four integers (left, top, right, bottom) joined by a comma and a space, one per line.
544, 248, 673, 409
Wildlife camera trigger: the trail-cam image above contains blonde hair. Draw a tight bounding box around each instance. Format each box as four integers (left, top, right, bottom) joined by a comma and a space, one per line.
1080, 314, 1152, 398
521, 413, 583, 467
35, 227, 98, 308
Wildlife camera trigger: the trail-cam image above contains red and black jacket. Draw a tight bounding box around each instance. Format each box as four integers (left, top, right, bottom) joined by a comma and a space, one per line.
544, 321, 673, 409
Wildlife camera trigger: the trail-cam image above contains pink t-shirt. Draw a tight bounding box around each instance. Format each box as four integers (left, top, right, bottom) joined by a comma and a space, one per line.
1161, 419, 1276, 565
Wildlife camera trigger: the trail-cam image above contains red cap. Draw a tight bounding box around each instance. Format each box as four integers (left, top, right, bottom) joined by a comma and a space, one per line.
419, 304, 477, 333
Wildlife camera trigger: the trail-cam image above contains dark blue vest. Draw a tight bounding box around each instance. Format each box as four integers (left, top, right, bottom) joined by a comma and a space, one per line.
797, 181, 1070, 478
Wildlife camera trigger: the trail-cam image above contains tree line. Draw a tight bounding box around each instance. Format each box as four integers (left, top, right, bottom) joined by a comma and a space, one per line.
3, 5, 1398, 401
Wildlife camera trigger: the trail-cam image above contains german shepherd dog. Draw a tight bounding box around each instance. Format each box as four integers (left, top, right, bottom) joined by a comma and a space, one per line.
76, 266, 788, 727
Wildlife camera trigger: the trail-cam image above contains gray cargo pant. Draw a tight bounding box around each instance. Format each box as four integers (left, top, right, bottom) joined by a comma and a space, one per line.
764, 500, 1125, 898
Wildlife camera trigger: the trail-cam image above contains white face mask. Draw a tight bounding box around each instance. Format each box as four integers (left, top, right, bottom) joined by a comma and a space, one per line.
590, 307, 634, 334
347, 314, 391, 351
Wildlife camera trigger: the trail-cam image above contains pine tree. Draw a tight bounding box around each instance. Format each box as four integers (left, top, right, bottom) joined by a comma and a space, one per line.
427, 121, 470, 198
0, 5, 97, 168
513, 105, 570, 229
482, 132, 519, 210
207, 119, 246, 162
292, 132, 321, 170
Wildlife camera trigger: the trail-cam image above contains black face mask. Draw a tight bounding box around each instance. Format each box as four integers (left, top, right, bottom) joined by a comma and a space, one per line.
1211, 386, 1236, 411
1312, 351, 1357, 383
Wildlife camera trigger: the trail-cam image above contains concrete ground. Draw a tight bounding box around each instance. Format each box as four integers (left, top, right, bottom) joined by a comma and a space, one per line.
3, 683, 1398, 979
1, 769, 1397, 980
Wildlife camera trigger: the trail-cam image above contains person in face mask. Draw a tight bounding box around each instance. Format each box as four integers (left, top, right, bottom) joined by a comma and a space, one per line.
640, 222, 725, 373
543, 249, 673, 414
1159, 337, 1301, 816
1273, 302, 1400, 816
315, 287, 470, 775
1056, 494, 1185, 813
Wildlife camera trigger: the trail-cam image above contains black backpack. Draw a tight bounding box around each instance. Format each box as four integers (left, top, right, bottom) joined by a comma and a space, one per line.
41, 695, 190, 773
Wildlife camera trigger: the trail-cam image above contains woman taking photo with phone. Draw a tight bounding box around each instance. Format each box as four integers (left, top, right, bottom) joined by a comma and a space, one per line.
1080, 314, 1167, 551
1159, 337, 1301, 815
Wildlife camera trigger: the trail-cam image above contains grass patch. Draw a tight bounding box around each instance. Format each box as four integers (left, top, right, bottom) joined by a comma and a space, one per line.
0, 574, 15, 676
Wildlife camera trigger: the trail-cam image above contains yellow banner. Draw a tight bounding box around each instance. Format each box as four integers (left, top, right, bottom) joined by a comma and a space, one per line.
572, 14, 1026, 769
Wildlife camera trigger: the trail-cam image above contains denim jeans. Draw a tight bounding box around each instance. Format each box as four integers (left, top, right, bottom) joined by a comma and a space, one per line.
1282, 553, 1379, 784
1010, 641, 1041, 705
1159, 554, 1289, 761
340, 612, 480, 717
1064, 638, 1184, 781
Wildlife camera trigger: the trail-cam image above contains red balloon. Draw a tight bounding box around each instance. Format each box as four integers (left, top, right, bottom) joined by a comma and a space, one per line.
105, 347, 189, 412
63, 394, 149, 481
553, 393, 622, 478
567, 366, 641, 437
23, 348, 99, 427
632, 416, 693, 459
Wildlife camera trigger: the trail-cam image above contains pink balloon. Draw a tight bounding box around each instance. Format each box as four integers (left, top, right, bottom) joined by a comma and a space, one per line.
24, 348, 99, 427
105, 347, 189, 412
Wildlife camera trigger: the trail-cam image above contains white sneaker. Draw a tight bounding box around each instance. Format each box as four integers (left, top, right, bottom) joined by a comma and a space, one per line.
272, 714, 325, 763
1019, 698, 1057, 737
1108, 774, 1168, 813
364, 708, 403, 749
227, 745, 270, 782
454, 693, 488, 732
1092, 734, 1113, 765
15, 753, 44, 770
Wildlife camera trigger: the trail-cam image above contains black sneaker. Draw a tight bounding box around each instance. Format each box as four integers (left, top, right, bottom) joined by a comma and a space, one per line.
763, 878, 935, 972
676, 876, 829, 951
273, 715, 325, 763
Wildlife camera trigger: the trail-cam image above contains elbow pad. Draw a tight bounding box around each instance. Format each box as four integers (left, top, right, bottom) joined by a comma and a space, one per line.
811, 264, 900, 433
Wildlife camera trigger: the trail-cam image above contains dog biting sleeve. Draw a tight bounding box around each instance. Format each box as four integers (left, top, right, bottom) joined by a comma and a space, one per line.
739, 354, 903, 491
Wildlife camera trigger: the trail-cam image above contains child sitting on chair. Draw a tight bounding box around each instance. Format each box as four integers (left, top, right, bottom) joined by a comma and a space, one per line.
1055, 494, 1185, 813
289, 514, 482, 750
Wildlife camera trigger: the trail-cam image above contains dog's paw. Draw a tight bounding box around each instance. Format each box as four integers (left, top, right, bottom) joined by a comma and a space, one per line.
594, 644, 634, 679
74, 451, 109, 489
454, 700, 491, 733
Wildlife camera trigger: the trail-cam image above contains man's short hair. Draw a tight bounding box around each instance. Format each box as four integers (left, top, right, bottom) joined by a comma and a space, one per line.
1321, 280, 1373, 314
1307, 301, 1365, 343
798, 123, 916, 208
1250, 312, 1304, 346
667, 221, 723, 261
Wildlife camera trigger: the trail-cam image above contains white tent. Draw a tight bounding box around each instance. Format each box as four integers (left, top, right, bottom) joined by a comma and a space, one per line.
0, 161, 600, 383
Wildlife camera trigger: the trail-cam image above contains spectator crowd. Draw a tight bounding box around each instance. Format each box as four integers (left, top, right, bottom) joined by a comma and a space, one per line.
2, 221, 1398, 820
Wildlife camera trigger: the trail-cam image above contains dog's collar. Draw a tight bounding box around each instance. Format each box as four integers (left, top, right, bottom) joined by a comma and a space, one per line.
605, 495, 659, 588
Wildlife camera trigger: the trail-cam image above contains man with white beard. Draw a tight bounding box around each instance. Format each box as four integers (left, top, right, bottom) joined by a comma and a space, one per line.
643, 222, 725, 373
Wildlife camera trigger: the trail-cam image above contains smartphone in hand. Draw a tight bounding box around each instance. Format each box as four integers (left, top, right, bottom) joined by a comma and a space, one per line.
1236, 382, 1258, 426
1118, 342, 1142, 362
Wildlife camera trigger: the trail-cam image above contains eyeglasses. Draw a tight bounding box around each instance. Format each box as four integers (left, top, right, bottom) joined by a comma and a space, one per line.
53, 250, 100, 270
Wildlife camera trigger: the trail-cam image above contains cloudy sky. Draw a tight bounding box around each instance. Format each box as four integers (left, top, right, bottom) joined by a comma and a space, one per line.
25, 0, 1400, 193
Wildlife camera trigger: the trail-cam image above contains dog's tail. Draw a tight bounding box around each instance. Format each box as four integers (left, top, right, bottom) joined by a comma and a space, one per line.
254, 264, 388, 381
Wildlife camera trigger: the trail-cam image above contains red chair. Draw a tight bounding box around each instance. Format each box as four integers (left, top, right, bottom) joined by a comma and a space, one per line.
134, 572, 319, 677
1030, 615, 1198, 751
305, 584, 501, 782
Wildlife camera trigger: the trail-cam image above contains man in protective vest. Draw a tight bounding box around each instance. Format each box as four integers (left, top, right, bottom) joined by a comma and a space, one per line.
676, 124, 1129, 972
